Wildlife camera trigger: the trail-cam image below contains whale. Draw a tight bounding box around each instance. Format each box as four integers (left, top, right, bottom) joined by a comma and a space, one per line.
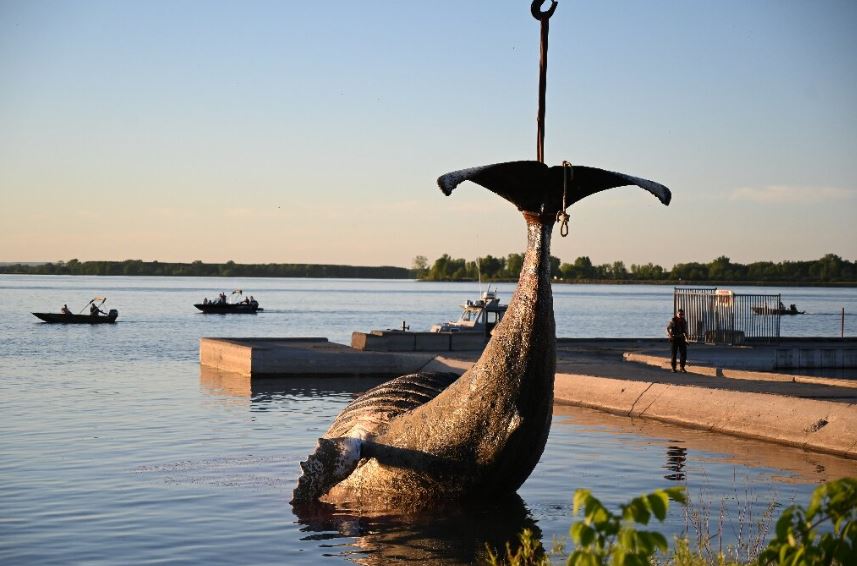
292, 160, 671, 507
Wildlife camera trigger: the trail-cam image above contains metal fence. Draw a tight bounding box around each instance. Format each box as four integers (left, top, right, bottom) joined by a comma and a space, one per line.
673, 287, 781, 344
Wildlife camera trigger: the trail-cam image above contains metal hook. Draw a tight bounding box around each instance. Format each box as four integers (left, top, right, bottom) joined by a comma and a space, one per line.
531, 0, 558, 21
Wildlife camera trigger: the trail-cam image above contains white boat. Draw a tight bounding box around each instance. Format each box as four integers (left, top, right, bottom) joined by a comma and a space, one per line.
430, 286, 507, 335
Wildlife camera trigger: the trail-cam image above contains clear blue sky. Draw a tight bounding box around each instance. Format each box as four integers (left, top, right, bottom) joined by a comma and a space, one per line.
1, 1, 855, 268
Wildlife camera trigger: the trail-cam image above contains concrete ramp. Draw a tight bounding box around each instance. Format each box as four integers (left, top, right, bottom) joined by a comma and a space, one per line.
200, 337, 439, 377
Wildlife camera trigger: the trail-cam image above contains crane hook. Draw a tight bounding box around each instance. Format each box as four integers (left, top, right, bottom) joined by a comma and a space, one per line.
531, 0, 558, 21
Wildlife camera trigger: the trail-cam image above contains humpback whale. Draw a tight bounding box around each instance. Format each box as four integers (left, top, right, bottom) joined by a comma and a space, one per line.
292, 160, 671, 507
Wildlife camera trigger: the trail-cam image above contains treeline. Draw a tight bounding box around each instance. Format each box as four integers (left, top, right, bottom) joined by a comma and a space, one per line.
0, 259, 411, 279
4, 254, 855, 283
414, 253, 857, 284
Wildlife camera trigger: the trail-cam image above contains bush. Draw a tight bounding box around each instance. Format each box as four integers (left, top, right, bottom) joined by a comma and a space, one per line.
758, 477, 857, 566
484, 478, 857, 566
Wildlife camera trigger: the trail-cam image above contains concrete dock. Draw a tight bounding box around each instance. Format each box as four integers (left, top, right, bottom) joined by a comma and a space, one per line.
199, 336, 857, 459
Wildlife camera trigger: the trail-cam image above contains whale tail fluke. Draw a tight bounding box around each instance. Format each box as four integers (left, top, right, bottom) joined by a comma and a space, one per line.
437, 160, 671, 215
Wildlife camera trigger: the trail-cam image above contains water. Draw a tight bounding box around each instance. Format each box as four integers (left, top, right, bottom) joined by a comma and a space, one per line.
1, 275, 855, 564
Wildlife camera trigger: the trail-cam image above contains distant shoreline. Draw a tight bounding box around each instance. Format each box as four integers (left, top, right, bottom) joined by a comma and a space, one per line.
2, 257, 855, 287
0, 272, 854, 288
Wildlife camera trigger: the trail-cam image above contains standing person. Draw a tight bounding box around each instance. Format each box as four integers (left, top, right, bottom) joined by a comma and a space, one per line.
667, 308, 688, 373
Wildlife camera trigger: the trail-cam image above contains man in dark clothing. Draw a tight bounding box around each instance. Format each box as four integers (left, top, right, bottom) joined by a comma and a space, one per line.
667, 308, 688, 373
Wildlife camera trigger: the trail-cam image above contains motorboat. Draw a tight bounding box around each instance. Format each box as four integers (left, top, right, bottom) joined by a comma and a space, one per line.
430, 286, 507, 335
33, 297, 118, 324
195, 289, 262, 314
751, 304, 805, 315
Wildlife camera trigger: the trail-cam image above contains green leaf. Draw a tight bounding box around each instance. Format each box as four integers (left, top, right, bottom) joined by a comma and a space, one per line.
788, 546, 805, 566
776, 509, 794, 540
663, 486, 687, 505
571, 522, 596, 547
633, 531, 654, 554
618, 528, 637, 550
807, 485, 824, 518
625, 500, 651, 525
569, 550, 599, 566
573, 489, 592, 517
646, 491, 669, 522
649, 531, 668, 552
590, 506, 611, 528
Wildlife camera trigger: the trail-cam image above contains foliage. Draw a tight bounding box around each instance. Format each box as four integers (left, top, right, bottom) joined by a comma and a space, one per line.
672, 483, 777, 566
417, 253, 857, 283
485, 528, 551, 566
758, 477, 857, 566
4, 253, 856, 284
485, 480, 857, 566
567, 487, 687, 566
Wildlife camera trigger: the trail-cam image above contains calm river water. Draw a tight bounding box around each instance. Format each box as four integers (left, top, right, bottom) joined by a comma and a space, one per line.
1, 276, 855, 564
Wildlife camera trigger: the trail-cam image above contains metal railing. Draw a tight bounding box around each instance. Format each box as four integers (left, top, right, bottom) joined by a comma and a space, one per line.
674, 287, 781, 344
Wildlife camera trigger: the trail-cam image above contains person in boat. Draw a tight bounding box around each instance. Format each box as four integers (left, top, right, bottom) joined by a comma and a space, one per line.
790, 304, 798, 313
779, 301, 786, 311
666, 308, 689, 373
249, 296, 257, 307
61, 304, 72, 315
90, 303, 105, 317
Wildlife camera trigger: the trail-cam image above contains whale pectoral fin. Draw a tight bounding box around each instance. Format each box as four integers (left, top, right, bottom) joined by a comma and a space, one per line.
291, 436, 362, 503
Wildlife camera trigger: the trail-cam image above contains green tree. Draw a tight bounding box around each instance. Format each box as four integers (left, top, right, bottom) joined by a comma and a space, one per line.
505, 253, 524, 279
631, 262, 665, 280
412, 255, 428, 278
479, 255, 506, 279
428, 254, 467, 280
573, 256, 595, 280
671, 262, 708, 281
708, 255, 735, 281
811, 253, 845, 281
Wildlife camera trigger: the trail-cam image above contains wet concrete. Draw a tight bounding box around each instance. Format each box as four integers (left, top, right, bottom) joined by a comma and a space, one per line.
200, 337, 857, 459
423, 339, 857, 460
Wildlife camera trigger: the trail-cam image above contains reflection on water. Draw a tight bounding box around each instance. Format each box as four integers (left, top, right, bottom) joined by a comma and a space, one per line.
200, 366, 386, 400
293, 495, 539, 565
552, 404, 856, 484
664, 445, 688, 481
194, 368, 857, 564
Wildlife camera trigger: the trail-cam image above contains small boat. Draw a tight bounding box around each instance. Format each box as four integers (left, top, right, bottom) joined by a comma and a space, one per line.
430, 286, 507, 335
33, 297, 118, 324
751, 304, 805, 315
195, 289, 262, 314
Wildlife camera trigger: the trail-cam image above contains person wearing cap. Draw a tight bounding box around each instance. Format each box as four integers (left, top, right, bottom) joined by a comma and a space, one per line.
667, 308, 689, 373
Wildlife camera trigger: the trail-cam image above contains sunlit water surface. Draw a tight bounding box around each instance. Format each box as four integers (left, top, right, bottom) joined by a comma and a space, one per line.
1, 276, 855, 564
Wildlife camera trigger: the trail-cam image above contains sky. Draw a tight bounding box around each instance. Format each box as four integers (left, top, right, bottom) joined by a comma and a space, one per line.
1, 0, 856, 269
